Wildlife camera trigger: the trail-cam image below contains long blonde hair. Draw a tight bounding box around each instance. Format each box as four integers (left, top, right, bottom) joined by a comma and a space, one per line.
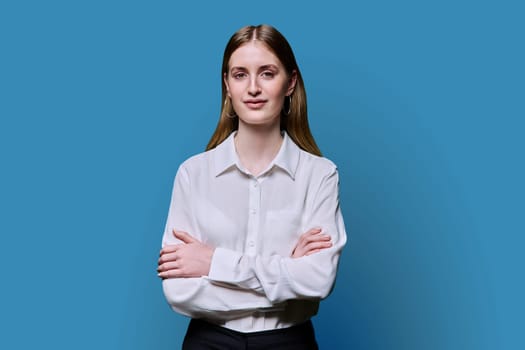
206, 24, 321, 156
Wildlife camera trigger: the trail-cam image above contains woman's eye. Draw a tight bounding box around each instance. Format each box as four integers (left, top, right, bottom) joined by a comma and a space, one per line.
233, 72, 246, 79
261, 71, 274, 78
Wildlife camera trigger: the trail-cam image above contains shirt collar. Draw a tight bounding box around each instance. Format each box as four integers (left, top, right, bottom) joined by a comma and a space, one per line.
212, 131, 300, 180
212, 132, 239, 177
272, 131, 300, 180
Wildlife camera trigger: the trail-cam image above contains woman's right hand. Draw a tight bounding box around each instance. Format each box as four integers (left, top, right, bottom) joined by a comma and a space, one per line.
291, 227, 332, 258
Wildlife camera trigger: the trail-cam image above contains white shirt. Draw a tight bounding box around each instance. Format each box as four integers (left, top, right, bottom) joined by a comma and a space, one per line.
162, 131, 347, 332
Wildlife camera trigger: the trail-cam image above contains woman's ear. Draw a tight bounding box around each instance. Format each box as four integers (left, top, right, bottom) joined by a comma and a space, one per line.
223, 73, 231, 98
287, 70, 298, 96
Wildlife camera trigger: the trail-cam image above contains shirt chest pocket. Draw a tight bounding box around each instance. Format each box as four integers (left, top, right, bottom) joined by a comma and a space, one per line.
261, 209, 304, 256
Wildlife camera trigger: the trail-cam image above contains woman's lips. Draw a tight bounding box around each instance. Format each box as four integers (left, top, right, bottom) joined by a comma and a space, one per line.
244, 99, 267, 109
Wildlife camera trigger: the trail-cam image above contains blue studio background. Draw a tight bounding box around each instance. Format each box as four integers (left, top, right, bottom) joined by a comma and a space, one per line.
1, 1, 523, 349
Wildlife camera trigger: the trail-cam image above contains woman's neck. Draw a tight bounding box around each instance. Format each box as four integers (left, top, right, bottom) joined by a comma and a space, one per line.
234, 122, 283, 177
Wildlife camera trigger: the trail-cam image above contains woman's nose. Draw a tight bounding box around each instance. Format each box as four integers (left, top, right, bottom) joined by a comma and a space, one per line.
248, 77, 261, 96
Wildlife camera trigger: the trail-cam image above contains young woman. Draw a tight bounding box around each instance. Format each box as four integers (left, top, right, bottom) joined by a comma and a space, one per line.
158, 24, 347, 349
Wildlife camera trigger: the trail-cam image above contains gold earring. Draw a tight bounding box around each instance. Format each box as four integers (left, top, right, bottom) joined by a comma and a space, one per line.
224, 97, 237, 119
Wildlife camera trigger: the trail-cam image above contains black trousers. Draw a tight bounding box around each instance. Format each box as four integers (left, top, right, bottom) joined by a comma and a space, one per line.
182, 318, 319, 350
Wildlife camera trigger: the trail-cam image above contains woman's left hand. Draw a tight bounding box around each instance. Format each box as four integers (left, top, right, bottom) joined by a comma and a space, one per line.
291, 227, 332, 258
157, 230, 215, 279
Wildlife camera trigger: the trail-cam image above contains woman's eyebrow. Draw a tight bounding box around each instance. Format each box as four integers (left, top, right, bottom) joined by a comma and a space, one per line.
230, 66, 247, 71
259, 64, 279, 71
230, 64, 279, 72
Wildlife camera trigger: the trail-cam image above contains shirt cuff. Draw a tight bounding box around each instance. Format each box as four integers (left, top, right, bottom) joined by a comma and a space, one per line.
208, 247, 244, 283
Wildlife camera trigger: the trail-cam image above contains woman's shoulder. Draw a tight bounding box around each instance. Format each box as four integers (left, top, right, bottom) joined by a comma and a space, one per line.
177, 148, 215, 172
284, 133, 337, 176
298, 148, 338, 175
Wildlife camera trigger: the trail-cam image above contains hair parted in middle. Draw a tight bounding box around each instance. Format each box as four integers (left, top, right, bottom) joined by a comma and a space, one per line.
206, 24, 321, 156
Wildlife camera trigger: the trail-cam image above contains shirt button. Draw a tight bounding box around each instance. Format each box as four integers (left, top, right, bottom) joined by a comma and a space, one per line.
248, 241, 255, 247
253, 182, 258, 188
251, 209, 257, 214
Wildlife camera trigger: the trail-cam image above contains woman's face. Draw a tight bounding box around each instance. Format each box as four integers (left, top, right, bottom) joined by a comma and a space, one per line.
224, 42, 296, 128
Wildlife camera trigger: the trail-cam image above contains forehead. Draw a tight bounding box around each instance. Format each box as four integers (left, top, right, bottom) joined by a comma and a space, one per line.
228, 41, 283, 69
